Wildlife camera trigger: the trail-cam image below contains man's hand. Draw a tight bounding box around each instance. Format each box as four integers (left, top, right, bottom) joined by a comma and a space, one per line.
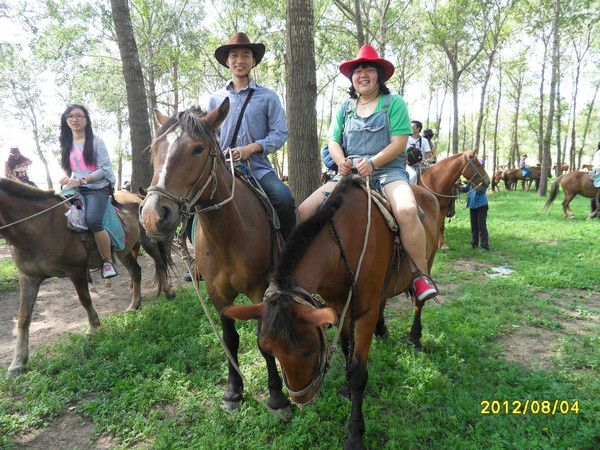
231, 143, 261, 161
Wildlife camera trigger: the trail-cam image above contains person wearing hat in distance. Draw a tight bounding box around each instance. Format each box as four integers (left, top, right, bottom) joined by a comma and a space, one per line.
208, 32, 296, 240
5, 147, 36, 186
297, 44, 438, 302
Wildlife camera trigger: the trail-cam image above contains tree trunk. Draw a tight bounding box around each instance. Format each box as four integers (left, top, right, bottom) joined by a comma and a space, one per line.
475, 50, 495, 154
539, 0, 560, 196
537, 39, 548, 164
451, 73, 459, 154
110, 0, 153, 192
568, 60, 581, 170
578, 82, 600, 167
493, 65, 502, 175
555, 46, 562, 176
286, 0, 320, 202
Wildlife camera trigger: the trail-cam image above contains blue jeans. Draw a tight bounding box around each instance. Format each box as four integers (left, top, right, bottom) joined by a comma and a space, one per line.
258, 171, 296, 239
80, 186, 110, 232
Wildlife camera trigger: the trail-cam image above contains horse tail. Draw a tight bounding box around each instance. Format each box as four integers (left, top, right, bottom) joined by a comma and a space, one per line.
141, 232, 175, 296
544, 176, 562, 211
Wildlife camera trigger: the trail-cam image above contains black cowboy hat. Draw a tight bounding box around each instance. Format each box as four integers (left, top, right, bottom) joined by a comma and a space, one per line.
214, 32, 266, 68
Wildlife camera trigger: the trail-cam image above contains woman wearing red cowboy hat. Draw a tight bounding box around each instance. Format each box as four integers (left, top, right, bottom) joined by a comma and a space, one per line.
5, 147, 36, 186
298, 44, 437, 301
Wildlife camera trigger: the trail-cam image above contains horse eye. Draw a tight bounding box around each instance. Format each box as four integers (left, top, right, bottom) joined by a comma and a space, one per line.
191, 145, 205, 155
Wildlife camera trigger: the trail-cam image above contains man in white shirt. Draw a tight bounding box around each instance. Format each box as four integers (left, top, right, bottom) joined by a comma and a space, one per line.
406, 120, 432, 161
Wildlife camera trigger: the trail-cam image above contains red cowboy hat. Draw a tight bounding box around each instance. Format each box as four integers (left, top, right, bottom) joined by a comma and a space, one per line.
339, 44, 395, 82
214, 32, 266, 68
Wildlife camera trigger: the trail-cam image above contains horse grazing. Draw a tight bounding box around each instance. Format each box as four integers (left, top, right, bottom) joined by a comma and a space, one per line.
524, 166, 552, 191
139, 101, 290, 414
0, 179, 175, 376
223, 175, 440, 449
502, 168, 525, 190
544, 171, 600, 219
419, 151, 489, 249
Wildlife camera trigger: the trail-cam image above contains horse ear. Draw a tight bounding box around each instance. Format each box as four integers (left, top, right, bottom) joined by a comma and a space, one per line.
154, 109, 169, 126
305, 307, 337, 327
221, 303, 264, 321
467, 150, 477, 158
205, 98, 230, 130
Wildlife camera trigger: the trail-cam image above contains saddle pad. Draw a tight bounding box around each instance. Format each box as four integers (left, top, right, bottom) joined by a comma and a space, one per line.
593, 170, 600, 188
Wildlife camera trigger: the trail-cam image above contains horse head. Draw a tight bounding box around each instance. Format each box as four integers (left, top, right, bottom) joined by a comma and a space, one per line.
222, 283, 336, 405
140, 99, 230, 240
462, 151, 490, 189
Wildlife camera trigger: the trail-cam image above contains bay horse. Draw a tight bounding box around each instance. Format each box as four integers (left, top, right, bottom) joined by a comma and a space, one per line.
419, 151, 489, 249
492, 170, 504, 191
544, 171, 600, 219
223, 175, 440, 449
139, 101, 291, 415
502, 168, 524, 190
0, 179, 175, 376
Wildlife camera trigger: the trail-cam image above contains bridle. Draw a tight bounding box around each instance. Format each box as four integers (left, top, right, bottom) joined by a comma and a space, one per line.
419, 153, 490, 198
263, 284, 331, 401
145, 123, 236, 219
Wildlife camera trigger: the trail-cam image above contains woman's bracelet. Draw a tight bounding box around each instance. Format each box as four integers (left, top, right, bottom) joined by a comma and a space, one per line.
368, 158, 377, 171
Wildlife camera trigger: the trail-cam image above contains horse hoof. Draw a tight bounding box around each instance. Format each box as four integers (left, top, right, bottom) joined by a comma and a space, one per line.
440, 244, 449, 250
222, 399, 242, 412
343, 437, 366, 450
374, 324, 389, 340
268, 404, 292, 422
7, 365, 25, 378
166, 288, 176, 300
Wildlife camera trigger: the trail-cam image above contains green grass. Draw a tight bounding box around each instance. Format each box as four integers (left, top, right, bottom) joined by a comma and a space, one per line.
0, 254, 18, 293
1, 189, 599, 448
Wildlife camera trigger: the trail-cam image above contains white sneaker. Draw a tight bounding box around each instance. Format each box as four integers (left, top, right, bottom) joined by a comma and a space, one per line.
101, 261, 117, 278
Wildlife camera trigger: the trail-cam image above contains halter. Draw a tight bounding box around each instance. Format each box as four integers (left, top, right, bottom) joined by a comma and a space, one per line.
263, 284, 331, 400
145, 124, 236, 219
419, 153, 490, 198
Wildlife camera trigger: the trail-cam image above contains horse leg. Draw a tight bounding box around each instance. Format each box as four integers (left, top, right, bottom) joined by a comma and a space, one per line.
438, 221, 449, 250
339, 332, 352, 400
374, 297, 389, 339
257, 320, 291, 418
409, 298, 424, 350
562, 193, 576, 219
70, 269, 101, 333
221, 315, 244, 411
118, 251, 143, 311
8, 273, 43, 376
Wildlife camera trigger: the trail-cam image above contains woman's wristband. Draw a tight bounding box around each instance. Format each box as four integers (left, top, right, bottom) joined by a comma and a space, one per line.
368, 158, 377, 171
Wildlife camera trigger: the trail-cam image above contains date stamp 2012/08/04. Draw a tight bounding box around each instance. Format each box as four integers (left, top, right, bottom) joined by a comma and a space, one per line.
480, 400, 580, 415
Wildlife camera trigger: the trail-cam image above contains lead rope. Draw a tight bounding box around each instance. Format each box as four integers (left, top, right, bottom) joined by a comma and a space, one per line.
0, 196, 72, 231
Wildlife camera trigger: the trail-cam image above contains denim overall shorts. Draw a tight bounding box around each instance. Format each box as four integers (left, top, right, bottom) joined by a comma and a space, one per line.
343, 95, 409, 185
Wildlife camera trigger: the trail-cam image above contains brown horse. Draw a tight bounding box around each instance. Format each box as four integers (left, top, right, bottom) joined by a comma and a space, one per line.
492, 170, 504, 191
419, 151, 489, 249
544, 171, 600, 218
223, 175, 440, 449
0, 179, 175, 376
502, 168, 525, 190
139, 101, 291, 414
524, 166, 552, 191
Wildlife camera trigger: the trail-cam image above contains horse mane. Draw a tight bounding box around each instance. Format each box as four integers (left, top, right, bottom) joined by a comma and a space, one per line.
273, 175, 365, 287
261, 293, 300, 344
155, 106, 209, 142
0, 178, 61, 201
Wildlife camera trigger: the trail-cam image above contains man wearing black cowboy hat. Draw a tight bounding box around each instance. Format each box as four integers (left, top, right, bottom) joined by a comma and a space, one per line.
208, 32, 296, 239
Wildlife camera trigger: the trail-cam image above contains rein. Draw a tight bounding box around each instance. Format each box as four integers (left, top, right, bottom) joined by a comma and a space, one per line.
0, 196, 72, 231
418, 155, 489, 199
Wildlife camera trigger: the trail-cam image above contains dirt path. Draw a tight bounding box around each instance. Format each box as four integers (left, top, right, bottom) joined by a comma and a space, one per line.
0, 242, 188, 369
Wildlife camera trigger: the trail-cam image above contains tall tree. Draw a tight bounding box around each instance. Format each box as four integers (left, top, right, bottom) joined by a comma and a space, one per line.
539, 0, 560, 195
286, 0, 320, 201
427, 0, 490, 154
111, 0, 153, 191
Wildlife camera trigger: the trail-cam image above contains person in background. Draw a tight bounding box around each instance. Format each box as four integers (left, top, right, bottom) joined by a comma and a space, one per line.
5, 147, 36, 186
59, 104, 118, 278
422, 128, 436, 163
462, 176, 490, 251
519, 154, 531, 178
591, 141, 600, 215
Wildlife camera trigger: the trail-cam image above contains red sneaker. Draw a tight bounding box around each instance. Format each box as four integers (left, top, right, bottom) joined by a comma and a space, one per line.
413, 275, 437, 301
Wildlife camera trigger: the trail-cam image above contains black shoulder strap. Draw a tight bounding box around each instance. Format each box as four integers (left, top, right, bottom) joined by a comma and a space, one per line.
229, 88, 255, 148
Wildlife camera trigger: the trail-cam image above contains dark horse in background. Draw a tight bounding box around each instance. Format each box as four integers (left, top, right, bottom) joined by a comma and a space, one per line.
0, 179, 175, 376
419, 151, 489, 249
544, 171, 600, 219
224, 175, 440, 449
139, 100, 291, 415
